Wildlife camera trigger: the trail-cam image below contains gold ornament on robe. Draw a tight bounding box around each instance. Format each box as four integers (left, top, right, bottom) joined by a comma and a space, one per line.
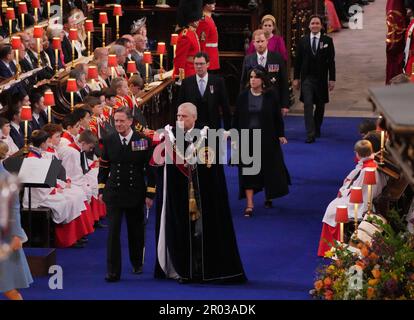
386, 10, 406, 48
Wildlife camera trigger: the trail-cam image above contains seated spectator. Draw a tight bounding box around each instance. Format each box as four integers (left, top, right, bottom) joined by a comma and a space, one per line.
30, 90, 49, 130
5, 103, 27, 150
317, 140, 388, 256
45, 23, 66, 70
93, 47, 109, 64
0, 44, 17, 79
108, 45, 127, 78
0, 118, 19, 157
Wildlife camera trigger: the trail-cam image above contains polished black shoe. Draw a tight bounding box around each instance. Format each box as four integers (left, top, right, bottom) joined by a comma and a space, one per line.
79, 237, 88, 244
305, 137, 315, 144
132, 266, 143, 274
94, 221, 107, 229
70, 241, 85, 249
264, 200, 273, 209
105, 273, 120, 282
244, 207, 253, 217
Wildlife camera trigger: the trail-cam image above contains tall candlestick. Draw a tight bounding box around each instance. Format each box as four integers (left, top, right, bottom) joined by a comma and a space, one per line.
60, 0, 63, 24
48, 106, 52, 123
159, 53, 164, 79
380, 130, 385, 165
48, 1, 51, 21
88, 31, 91, 56
8, 20, 12, 40
37, 38, 41, 68
54, 48, 59, 75
24, 120, 28, 151
21, 13, 25, 31
145, 63, 149, 90
71, 40, 75, 68
140, 1, 144, 9
14, 50, 20, 79
353, 203, 359, 240
34, 8, 38, 24
102, 24, 106, 48
70, 92, 74, 112
116, 15, 120, 40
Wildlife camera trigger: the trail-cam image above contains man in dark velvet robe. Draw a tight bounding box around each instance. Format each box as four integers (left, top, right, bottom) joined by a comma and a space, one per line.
153, 103, 247, 284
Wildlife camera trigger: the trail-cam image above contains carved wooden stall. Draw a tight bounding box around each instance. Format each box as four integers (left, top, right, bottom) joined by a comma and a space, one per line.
369, 83, 414, 214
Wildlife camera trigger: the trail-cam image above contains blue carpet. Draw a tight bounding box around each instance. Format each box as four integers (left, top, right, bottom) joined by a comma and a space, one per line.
16, 116, 364, 300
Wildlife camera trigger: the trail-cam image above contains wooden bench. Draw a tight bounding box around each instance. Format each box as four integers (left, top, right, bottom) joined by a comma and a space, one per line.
21, 207, 55, 248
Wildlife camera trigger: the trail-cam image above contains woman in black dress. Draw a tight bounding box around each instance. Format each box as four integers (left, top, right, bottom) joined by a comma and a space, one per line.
233, 66, 291, 216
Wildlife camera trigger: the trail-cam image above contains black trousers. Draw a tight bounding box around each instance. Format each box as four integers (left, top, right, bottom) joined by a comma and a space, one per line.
302, 77, 325, 138
106, 205, 145, 276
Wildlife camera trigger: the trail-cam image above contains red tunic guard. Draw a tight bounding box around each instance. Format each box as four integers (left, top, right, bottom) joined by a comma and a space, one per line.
197, 14, 219, 70
173, 28, 201, 78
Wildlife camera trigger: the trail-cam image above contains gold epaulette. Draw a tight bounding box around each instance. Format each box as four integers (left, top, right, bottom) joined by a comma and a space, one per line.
135, 122, 144, 132
147, 187, 156, 193
98, 183, 106, 189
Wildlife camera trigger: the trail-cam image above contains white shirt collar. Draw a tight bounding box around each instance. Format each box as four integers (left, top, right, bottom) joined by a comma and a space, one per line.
119, 129, 133, 145
10, 121, 20, 132
257, 49, 268, 59
33, 112, 40, 121
196, 73, 208, 84
311, 32, 321, 39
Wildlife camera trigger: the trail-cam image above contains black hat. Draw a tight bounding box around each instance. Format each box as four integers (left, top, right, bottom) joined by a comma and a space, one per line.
203, 0, 216, 5
177, 0, 203, 28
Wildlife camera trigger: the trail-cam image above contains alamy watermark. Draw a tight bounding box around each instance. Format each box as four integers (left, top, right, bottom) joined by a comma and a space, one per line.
152, 124, 263, 176
349, 5, 364, 30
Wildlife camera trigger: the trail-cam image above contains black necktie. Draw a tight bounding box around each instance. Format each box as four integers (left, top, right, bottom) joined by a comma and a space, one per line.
122, 138, 128, 147
80, 151, 88, 174
312, 36, 317, 55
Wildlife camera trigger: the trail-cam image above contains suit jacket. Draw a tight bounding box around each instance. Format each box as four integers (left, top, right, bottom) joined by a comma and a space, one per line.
45, 46, 65, 70
0, 60, 16, 79
25, 50, 54, 80
20, 57, 35, 74
98, 131, 156, 208
294, 34, 336, 104
62, 35, 79, 64
178, 73, 231, 130
240, 51, 290, 108
9, 123, 31, 150
30, 111, 48, 131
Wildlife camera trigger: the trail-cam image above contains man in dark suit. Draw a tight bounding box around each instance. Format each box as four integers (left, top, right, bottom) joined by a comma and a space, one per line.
293, 15, 336, 143
178, 52, 231, 130
6, 104, 31, 150
98, 107, 156, 282
30, 90, 49, 130
62, 15, 79, 64
0, 44, 17, 79
240, 29, 290, 117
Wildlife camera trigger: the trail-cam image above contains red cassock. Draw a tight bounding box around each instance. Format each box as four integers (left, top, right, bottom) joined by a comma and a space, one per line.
173, 28, 201, 78
404, 19, 414, 76
197, 14, 220, 70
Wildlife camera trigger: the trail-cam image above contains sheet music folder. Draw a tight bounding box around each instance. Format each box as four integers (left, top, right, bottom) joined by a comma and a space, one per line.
3, 157, 65, 188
